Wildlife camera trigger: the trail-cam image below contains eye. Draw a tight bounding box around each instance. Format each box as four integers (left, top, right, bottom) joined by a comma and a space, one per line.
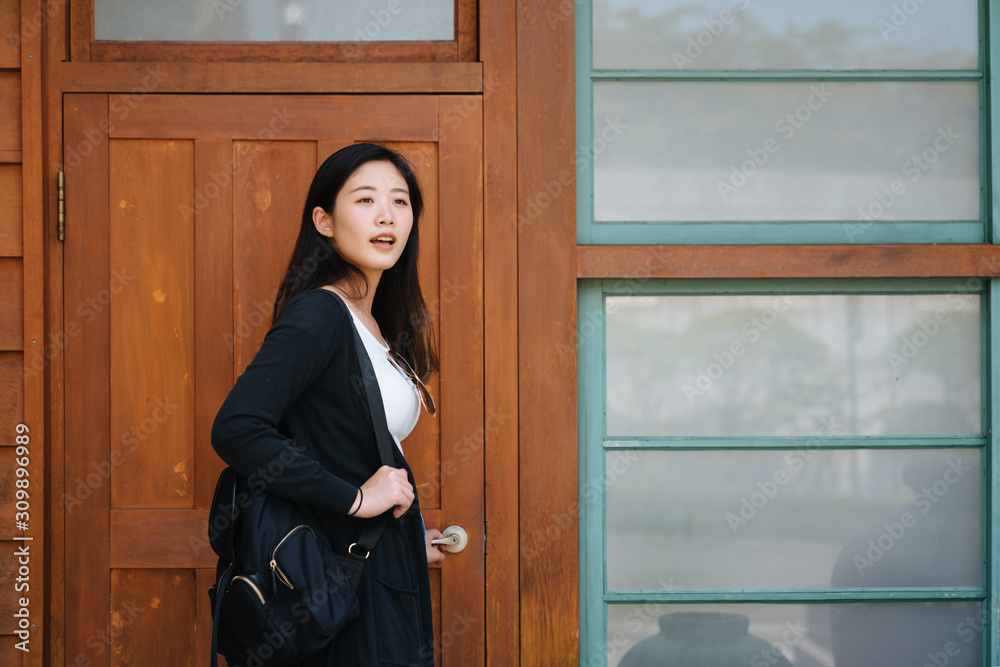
358, 197, 374, 204
394, 198, 409, 206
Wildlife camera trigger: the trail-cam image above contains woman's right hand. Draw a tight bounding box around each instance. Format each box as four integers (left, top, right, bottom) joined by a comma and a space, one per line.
352, 465, 414, 519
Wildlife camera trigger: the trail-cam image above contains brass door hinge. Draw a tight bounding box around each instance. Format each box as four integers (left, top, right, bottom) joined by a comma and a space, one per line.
57, 171, 65, 242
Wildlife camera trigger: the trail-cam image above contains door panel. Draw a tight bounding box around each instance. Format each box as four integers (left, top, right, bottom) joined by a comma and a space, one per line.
64, 93, 484, 666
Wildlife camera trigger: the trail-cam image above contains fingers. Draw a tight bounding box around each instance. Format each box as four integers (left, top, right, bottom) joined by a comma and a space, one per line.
356, 465, 414, 518
424, 529, 446, 566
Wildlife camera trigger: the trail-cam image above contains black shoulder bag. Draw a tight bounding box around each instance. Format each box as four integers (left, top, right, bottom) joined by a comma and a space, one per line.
208, 325, 398, 667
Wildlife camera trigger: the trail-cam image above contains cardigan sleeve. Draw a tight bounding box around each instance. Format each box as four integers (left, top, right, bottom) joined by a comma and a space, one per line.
211, 293, 360, 514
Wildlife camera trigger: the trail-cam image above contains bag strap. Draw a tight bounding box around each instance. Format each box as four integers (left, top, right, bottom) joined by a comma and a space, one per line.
343, 323, 398, 554
295, 323, 398, 557
211, 476, 239, 667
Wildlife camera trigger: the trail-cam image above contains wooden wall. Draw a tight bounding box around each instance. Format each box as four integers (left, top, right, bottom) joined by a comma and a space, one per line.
1, 1, 45, 666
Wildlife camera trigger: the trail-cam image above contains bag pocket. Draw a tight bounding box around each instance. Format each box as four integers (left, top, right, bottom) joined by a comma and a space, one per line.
369, 569, 422, 666
272, 525, 359, 638
217, 574, 301, 667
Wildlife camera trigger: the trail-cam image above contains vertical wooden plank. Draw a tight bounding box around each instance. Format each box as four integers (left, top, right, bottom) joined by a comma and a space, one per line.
110, 569, 195, 666
438, 95, 485, 666
517, 0, 579, 664
480, 0, 520, 663
69, 0, 92, 61
0, 0, 19, 68
0, 260, 23, 349
109, 139, 195, 508
0, 354, 23, 433
63, 92, 110, 667
19, 2, 45, 661
0, 636, 17, 667
0, 165, 22, 256
46, 1, 68, 663
0, 73, 21, 151
232, 141, 314, 375
456, 0, 478, 62
0, 541, 17, 634
193, 140, 234, 510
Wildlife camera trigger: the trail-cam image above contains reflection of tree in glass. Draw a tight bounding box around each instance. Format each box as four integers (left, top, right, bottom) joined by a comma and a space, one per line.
593, 1, 973, 70
607, 307, 843, 437
880, 311, 980, 435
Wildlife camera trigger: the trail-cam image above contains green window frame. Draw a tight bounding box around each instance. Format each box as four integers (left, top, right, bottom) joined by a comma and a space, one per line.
578, 277, 998, 665
575, 1, 993, 245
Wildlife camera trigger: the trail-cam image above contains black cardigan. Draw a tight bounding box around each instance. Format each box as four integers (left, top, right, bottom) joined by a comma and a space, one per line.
212, 289, 434, 666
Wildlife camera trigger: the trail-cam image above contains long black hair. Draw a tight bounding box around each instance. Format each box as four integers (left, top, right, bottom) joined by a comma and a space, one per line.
272, 143, 438, 379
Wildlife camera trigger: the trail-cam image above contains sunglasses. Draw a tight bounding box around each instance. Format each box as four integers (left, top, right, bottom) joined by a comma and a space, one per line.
387, 349, 437, 416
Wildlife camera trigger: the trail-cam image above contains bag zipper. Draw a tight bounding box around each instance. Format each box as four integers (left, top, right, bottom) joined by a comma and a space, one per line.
233, 576, 266, 605
270, 524, 315, 590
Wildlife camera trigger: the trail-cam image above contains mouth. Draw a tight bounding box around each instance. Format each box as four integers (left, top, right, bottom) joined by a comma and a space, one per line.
370, 234, 396, 249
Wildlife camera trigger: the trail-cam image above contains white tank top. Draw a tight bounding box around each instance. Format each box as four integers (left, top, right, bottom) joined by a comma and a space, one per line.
346, 307, 420, 454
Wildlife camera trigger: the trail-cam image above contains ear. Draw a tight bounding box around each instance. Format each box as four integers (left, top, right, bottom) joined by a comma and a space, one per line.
312, 206, 334, 238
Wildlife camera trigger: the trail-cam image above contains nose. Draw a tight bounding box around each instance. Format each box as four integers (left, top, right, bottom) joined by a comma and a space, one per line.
376, 200, 394, 225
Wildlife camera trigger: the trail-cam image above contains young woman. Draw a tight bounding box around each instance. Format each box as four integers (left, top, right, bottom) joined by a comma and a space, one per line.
212, 143, 445, 666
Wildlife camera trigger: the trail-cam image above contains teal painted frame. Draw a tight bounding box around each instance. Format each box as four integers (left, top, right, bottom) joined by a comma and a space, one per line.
577, 1, 991, 246
578, 278, 994, 666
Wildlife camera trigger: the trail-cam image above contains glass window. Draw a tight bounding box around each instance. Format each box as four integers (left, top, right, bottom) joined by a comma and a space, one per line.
606, 293, 981, 437
605, 449, 982, 590
95, 0, 455, 42
593, 0, 979, 71
594, 82, 980, 224
606, 602, 985, 667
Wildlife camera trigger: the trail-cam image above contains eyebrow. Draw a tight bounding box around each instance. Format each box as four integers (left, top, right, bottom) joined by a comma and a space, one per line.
348, 185, 410, 195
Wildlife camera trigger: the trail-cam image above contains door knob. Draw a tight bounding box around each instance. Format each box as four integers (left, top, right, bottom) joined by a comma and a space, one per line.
430, 524, 469, 553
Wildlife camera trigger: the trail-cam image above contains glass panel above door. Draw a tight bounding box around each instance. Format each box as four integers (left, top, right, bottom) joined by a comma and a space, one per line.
95, 0, 455, 41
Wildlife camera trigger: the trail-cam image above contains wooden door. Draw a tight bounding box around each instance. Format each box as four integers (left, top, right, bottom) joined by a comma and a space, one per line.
63, 93, 484, 666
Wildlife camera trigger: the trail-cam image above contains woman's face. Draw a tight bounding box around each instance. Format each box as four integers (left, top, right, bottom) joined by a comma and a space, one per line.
313, 160, 414, 282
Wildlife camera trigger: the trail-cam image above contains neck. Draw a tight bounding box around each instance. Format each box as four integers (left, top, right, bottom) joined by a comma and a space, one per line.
333, 270, 381, 314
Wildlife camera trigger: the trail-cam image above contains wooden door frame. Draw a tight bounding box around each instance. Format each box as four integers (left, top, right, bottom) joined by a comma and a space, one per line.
40, 1, 582, 667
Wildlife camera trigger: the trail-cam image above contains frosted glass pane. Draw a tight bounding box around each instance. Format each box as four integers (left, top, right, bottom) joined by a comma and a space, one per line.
605, 449, 982, 590
593, 0, 978, 70
606, 602, 983, 667
95, 0, 454, 41
605, 294, 981, 436
594, 82, 979, 224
